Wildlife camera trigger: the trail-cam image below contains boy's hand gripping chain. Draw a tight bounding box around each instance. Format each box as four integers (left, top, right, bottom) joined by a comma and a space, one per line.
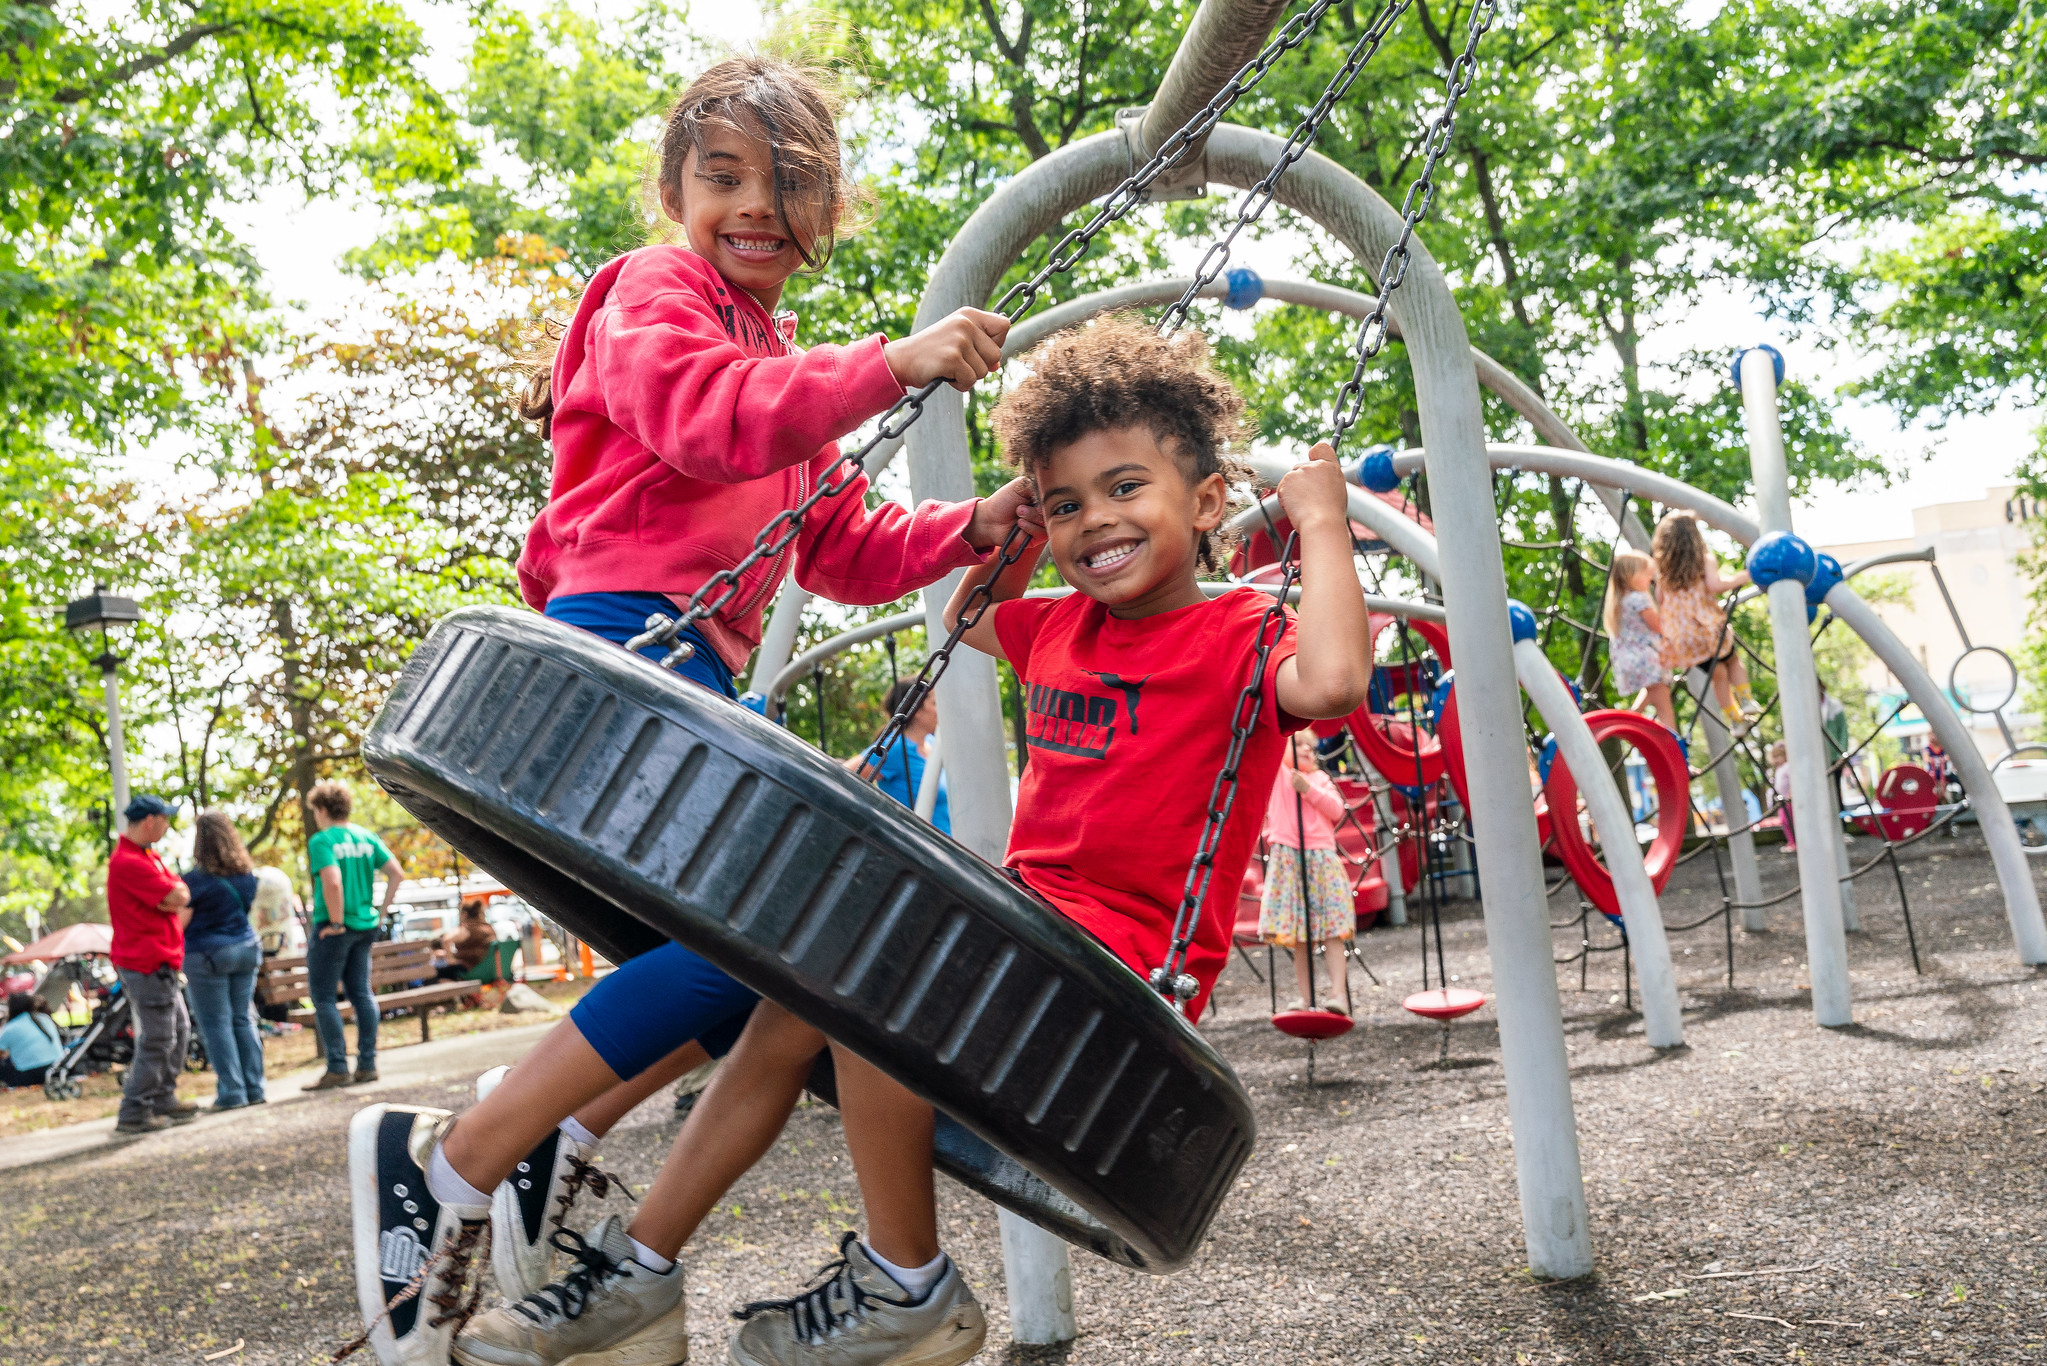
623, 0, 1356, 671
1150, 0, 1497, 1012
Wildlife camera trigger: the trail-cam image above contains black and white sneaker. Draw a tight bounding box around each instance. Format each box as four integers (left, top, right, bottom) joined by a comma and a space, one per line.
475, 1066, 631, 1301
344, 1104, 493, 1365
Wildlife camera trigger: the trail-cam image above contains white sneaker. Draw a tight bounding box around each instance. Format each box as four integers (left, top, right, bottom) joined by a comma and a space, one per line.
344, 1104, 493, 1365
451, 1214, 687, 1366
476, 1068, 631, 1301
728, 1234, 985, 1366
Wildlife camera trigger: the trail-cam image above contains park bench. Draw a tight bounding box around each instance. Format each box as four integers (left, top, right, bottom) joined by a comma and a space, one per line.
256, 939, 477, 1044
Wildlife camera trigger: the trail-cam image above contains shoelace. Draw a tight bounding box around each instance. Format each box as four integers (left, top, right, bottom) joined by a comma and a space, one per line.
511, 1228, 628, 1326
551, 1154, 635, 1240
334, 1218, 491, 1360
730, 1233, 914, 1343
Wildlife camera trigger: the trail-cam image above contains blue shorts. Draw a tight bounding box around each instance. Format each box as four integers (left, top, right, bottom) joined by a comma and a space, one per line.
546, 593, 760, 1080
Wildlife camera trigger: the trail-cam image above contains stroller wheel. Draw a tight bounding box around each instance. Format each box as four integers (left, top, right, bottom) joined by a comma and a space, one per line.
44, 1077, 81, 1102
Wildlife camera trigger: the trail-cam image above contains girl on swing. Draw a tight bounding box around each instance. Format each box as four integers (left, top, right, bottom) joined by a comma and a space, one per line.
1258, 731, 1355, 1015
346, 51, 1041, 1366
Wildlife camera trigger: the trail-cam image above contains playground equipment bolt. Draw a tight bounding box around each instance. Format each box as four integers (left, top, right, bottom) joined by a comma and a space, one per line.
1730, 343, 1785, 387
1746, 530, 1817, 588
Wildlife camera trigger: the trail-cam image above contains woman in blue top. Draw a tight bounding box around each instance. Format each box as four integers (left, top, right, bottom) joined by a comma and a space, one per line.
182, 811, 267, 1109
842, 679, 951, 834
0, 991, 61, 1086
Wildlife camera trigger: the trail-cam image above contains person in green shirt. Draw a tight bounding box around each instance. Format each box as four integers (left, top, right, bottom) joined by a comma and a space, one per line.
302, 781, 406, 1090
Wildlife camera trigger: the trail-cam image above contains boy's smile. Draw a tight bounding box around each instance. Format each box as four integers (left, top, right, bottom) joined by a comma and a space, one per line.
1038, 428, 1228, 620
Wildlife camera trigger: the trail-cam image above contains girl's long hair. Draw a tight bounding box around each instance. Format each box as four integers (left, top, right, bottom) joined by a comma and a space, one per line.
192, 810, 254, 878
1651, 510, 1708, 592
518, 54, 861, 434
1604, 548, 1652, 636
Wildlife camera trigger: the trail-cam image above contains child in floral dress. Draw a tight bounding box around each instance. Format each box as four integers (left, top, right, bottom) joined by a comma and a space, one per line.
1604, 549, 1673, 728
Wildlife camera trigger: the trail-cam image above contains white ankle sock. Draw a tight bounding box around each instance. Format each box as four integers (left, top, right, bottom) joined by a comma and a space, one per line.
862, 1243, 947, 1298
427, 1144, 492, 1211
628, 1236, 674, 1273
560, 1116, 598, 1149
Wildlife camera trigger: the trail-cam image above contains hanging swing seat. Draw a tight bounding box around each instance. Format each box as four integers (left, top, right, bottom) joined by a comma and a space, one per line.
1401, 987, 1485, 1021
363, 607, 1255, 1273
1271, 1006, 1355, 1040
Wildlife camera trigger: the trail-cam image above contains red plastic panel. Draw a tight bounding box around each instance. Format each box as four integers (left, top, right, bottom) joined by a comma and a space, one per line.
1542, 709, 1691, 922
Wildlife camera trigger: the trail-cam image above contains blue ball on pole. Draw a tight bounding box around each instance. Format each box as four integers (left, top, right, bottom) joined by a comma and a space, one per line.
1506, 599, 1540, 644
1222, 267, 1264, 311
1730, 343, 1785, 388
1804, 551, 1843, 606
1357, 447, 1400, 493
1746, 530, 1817, 588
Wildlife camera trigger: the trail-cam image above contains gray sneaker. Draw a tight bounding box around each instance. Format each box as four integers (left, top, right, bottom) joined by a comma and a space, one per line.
451, 1214, 686, 1366
727, 1234, 985, 1366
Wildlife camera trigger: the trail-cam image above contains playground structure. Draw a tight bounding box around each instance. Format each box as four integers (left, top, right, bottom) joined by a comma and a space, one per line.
359, 0, 2047, 1351
725, 20, 2047, 1341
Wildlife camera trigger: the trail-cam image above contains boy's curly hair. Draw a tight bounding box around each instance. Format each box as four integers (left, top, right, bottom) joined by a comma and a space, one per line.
990, 314, 1252, 573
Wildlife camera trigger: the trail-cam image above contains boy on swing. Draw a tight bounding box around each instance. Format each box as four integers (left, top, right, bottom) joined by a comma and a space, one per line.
365, 316, 1367, 1366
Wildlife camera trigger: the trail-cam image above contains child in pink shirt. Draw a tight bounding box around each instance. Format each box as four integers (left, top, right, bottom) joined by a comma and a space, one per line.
1258, 731, 1356, 1013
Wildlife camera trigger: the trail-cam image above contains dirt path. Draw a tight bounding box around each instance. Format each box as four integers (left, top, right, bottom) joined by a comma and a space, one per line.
2, 830, 2041, 1365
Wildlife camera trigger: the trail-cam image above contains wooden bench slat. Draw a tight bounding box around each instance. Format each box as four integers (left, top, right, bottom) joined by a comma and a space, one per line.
262, 939, 492, 1044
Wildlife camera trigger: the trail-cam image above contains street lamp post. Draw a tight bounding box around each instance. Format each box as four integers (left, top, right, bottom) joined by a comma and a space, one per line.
65, 584, 141, 834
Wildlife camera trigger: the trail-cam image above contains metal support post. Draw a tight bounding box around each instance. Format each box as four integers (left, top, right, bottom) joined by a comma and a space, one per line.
1739, 348, 1851, 1027
1518, 640, 1683, 1048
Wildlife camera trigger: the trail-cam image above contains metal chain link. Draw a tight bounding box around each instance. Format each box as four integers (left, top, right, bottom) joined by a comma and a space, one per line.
625, 0, 1352, 668
1158, 0, 1417, 335
1327, 0, 1499, 451
1152, 0, 1498, 1005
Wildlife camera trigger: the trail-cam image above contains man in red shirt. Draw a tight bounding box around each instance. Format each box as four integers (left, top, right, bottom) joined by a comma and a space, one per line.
107, 794, 197, 1136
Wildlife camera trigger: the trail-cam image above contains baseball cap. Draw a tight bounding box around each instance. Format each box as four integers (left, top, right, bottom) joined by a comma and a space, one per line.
123, 794, 179, 822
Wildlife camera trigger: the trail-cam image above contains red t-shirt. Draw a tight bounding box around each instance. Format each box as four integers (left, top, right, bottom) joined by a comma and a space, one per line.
993, 588, 1303, 1020
107, 835, 186, 972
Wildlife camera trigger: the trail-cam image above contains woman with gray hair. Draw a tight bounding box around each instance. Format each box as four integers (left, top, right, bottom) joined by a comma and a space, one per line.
182, 811, 268, 1110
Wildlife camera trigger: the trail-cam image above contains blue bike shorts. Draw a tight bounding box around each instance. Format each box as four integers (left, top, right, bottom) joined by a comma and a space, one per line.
546, 593, 759, 1079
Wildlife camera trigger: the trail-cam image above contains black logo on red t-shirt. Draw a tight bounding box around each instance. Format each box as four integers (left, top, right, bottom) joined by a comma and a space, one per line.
1023, 674, 1149, 759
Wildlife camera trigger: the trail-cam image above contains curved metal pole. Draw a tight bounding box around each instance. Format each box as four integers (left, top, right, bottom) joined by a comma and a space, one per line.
1516, 638, 1683, 1047
1397, 442, 2047, 966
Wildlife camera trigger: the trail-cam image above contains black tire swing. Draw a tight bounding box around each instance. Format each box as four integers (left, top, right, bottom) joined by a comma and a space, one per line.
364, 0, 1494, 1274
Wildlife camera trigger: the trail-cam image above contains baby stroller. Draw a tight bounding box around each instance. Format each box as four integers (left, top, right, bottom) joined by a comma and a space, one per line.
43, 972, 207, 1101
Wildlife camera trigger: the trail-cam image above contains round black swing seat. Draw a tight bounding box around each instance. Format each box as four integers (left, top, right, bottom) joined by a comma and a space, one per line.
363, 607, 1255, 1272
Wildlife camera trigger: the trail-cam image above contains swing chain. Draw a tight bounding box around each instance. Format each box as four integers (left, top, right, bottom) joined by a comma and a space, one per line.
1154, 542, 1302, 1009
1328, 0, 1499, 450
626, 0, 1355, 664
860, 523, 1035, 772
1159, 0, 1418, 335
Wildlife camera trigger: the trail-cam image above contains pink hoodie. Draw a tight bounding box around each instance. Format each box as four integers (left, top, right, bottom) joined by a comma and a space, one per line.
517, 245, 987, 671
1262, 767, 1346, 851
